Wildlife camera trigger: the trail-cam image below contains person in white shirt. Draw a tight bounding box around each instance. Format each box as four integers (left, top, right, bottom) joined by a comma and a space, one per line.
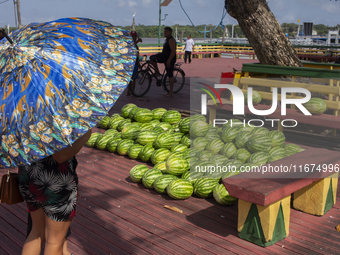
184, 35, 194, 64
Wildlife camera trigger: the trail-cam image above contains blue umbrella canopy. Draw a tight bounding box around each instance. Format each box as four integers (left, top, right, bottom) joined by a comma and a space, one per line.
0, 17, 137, 168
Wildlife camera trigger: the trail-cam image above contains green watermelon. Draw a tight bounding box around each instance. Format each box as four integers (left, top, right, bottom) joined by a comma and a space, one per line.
149, 119, 161, 127
139, 144, 155, 162
205, 139, 224, 154
178, 117, 190, 133
106, 137, 122, 152
221, 119, 243, 131
98, 116, 111, 129
172, 124, 180, 132
136, 131, 158, 145
154, 161, 167, 173
152, 108, 167, 120
190, 147, 201, 157
170, 144, 188, 153
182, 171, 204, 184
165, 151, 184, 162
117, 119, 132, 132
197, 150, 214, 162
221, 126, 241, 143
153, 175, 179, 194
140, 123, 154, 131
192, 137, 209, 151
213, 184, 237, 205
134, 108, 153, 123
303, 98, 327, 115
103, 129, 118, 137
247, 152, 269, 165
247, 135, 272, 152
190, 120, 209, 137
142, 168, 163, 189
121, 124, 141, 140
156, 122, 173, 131
129, 107, 140, 120
127, 144, 144, 159
167, 179, 193, 199
129, 164, 150, 183
121, 103, 137, 118
284, 143, 304, 156
113, 132, 122, 139
268, 130, 285, 148
205, 132, 221, 141
165, 156, 190, 175
151, 148, 171, 165
232, 148, 251, 163
153, 133, 176, 149
235, 131, 252, 149
152, 126, 165, 134
162, 110, 182, 124
108, 116, 125, 129
86, 132, 102, 147
116, 139, 134, 155
268, 147, 286, 156
190, 114, 206, 122
251, 127, 269, 136
268, 153, 286, 163
110, 113, 121, 119
96, 135, 111, 150
182, 148, 191, 159
210, 154, 228, 165
172, 133, 184, 144
244, 90, 262, 105
220, 142, 237, 158
194, 178, 219, 198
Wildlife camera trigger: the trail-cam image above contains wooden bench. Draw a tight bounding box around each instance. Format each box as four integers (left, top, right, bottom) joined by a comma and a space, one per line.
223, 51, 256, 59
298, 54, 339, 63
222, 147, 339, 247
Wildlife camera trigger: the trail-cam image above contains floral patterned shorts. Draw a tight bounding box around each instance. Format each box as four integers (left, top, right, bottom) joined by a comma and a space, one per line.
18, 156, 78, 222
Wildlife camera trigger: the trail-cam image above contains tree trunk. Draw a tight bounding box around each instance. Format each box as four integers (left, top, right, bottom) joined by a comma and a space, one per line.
225, 0, 303, 67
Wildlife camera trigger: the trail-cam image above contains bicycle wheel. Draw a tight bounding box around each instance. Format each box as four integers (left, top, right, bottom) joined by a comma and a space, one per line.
129, 71, 152, 97
163, 68, 185, 94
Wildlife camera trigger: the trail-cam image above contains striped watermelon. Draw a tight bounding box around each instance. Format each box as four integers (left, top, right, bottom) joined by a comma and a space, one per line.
142, 168, 163, 189
96, 135, 112, 150
134, 108, 153, 123
165, 151, 184, 162
268, 153, 286, 163
153, 175, 179, 194
98, 116, 111, 129
129, 107, 140, 120
136, 131, 158, 145
156, 122, 173, 131
172, 133, 184, 144
149, 119, 161, 127
113, 132, 122, 139
167, 179, 193, 199
197, 150, 214, 162
251, 127, 269, 136
205, 132, 221, 141
151, 148, 171, 165
221, 126, 241, 143
268, 130, 285, 148
182, 148, 190, 160
110, 113, 121, 119
121, 103, 137, 118
170, 144, 188, 153
152, 108, 167, 120
244, 90, 262, 105
152, 126, 165, 134
303, 98, 327, 115
106, 137, 123, 152
161, 110, 182, 124
284, 143, 304, 156
206, 139, 224, 154
116, 139, 135, 155
172, 124, 180, 132
127, 144, 144, 159
268, 147, 286, 156
129, 164, 150, 183
190, 147, 201, 158
232, 148, 251, 163
247, 135, 272, 152
190, 120, 209, 137
108, 116, 125, 129
139, 144, 155, 162
247, 152, 269, 165
194, 178, 219, 198
221, 119, 242, 131
86, 132, 102, 147
225, 159, 243, 171
121, 124, 141, 140
190, 114, 206, 122
165, 156, 190, 175
235, 131, 252, 149
117, 119, 132, 132
154, 161, 167, 173
213, 184, 237, 205
153, 133, 176, 149
140, 123, 154, 131
210, 154, 228, 165
192, 137, 209, 151
220, 142, 237, 158
104, 129, 119, 137
182, 171, 204, 184
178, 117, 190, 133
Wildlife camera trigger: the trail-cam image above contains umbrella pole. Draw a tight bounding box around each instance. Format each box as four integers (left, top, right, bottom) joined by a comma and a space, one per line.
0, 29, 14, 45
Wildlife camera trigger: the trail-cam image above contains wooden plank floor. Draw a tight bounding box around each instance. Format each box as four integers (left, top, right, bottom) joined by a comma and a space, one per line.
1, 57, 340, 254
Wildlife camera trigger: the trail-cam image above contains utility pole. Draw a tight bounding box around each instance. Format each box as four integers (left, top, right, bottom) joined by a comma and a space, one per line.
13, 0, 22, 28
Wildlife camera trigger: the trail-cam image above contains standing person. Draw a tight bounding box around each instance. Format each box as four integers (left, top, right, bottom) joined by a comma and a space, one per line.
18, 129, 92, 255
126, 30, 143, 96
184, 35, 195, 64
150, 27, 177, 97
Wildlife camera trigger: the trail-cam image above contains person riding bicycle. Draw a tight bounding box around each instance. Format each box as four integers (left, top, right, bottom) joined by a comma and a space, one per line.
150, 27, 177, 97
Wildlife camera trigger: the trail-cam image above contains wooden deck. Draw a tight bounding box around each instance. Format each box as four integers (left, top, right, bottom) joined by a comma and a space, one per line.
1, 57, 340, 254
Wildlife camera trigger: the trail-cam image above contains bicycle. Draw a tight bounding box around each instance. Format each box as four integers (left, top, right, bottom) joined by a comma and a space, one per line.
129, 57, 186, 97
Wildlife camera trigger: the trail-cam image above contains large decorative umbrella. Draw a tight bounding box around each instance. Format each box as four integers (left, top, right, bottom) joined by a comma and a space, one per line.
0, 17, 137, 168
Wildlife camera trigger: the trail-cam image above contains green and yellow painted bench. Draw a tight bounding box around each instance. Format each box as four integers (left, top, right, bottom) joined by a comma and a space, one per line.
222, 147, 339, 247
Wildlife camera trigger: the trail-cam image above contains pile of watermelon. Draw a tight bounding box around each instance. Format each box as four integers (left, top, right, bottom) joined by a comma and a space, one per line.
87, 103, 305, 205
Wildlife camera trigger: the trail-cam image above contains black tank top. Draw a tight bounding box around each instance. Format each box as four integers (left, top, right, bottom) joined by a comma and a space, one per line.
162, 36, 176, 61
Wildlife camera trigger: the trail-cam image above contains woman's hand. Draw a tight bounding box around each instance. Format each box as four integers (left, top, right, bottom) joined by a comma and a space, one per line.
52, 129, 92, 163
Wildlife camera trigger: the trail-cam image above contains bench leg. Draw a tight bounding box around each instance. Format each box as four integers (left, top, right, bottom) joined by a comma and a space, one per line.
208, 107, 216, 124
293, 172, 338, 216
277, 120, 283, 132
238, 195, 291, 247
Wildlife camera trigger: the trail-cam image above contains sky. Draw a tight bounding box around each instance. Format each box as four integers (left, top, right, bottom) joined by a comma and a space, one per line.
0, 0, 339, 29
